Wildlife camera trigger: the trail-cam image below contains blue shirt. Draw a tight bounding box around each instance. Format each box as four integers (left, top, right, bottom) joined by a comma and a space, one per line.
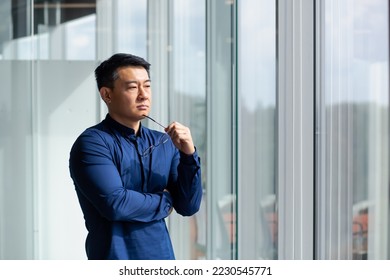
69, 114, 202, 259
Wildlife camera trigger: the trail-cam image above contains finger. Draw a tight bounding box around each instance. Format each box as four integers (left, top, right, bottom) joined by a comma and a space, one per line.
166, 122, 184, 137
164, 122, 195, 154
171, 127, 190, 143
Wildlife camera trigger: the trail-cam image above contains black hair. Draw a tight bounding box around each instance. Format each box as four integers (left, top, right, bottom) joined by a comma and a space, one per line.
94, 53, 151, 90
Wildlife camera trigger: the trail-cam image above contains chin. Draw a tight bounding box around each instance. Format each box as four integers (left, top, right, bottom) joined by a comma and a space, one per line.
139, 113, 148, 119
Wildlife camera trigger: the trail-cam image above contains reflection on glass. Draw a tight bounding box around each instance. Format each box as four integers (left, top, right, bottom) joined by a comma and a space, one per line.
170, 0, 206, 259
2, 1, 96, 60
317, 0, 389, 259
238, 0, 277, 259
116, 0, 147, 57
205, 0, 235, 260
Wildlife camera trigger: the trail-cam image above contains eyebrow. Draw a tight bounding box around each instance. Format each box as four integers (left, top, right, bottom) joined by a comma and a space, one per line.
124, 79, 151, 85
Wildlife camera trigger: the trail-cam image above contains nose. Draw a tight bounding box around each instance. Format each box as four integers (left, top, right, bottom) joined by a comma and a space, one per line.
138, 86, 149, 99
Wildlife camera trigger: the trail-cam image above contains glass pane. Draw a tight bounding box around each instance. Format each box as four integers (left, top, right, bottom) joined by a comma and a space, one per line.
317, 0, 389, 259
34, 0, 96, 60
237, 0, 277, 259
206, 0, 235, 259
35, 61, 98, 259
33, 1, 99, 259
31, 0, 99, 259
116, 0, 147, 57
0, 0, 35, 259
0, 60, 35, 259
0, 0, 102, 259
168, 0, 206, 260
3, 1, 96, 60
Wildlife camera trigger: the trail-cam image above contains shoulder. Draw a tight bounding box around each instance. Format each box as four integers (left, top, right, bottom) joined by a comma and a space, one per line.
76, 122, 110, 143
70, 122, 116, 156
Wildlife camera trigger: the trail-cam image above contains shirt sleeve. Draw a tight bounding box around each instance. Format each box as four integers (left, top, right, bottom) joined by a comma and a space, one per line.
167, 149, 203, 216
69, 130, 173, 223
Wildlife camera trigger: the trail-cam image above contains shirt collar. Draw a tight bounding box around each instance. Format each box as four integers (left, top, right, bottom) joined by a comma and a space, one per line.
104, 114, 143, 138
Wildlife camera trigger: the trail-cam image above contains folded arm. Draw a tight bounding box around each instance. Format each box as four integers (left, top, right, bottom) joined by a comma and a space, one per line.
69, 131, 172, 223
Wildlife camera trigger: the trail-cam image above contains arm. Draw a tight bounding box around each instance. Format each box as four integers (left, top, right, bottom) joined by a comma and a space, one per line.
168, 150, 202, 216
164, 122, 203, 216
69, 130, 172, 223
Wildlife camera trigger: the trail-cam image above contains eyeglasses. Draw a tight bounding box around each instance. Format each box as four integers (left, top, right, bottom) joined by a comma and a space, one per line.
141, 115, 169, 157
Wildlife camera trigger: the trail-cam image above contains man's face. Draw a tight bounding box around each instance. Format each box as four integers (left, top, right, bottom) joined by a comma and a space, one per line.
104, 66, 151, 127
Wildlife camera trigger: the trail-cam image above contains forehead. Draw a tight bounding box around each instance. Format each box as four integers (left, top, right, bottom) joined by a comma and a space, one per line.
116, 66, 149, 81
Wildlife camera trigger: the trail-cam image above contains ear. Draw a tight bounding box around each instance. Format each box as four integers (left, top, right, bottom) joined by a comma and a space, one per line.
99, 87, 112, 104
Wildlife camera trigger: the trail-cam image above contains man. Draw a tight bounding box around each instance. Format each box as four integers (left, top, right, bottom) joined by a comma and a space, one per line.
69, 53, 202, 260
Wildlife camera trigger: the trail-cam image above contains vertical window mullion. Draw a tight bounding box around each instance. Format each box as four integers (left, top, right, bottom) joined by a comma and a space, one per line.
277, 0, 315, 259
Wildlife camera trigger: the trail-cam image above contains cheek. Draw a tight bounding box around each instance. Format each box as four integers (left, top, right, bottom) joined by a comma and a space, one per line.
123, 95, 137, 105
113, 97, 132, 110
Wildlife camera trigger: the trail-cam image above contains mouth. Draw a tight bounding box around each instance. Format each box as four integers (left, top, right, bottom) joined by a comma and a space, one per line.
137, 105, 149, 110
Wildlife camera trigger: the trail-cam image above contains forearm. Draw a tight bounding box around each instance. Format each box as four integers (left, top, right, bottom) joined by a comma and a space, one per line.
169, 151, 203, 216
70, 133, 173, 223
95, 188, 173, 222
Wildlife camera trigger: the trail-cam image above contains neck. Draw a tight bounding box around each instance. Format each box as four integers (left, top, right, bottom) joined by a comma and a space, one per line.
108, 113, 141, 134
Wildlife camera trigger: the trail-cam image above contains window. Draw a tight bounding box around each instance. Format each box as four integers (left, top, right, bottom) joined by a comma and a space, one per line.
316, 0, 390, 259
237, 0, 277, 259
1, 0, 389, 261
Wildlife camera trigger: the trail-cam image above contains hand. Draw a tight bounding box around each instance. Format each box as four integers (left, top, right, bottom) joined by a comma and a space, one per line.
165, 121, 195, 155
163, 189, 173, 215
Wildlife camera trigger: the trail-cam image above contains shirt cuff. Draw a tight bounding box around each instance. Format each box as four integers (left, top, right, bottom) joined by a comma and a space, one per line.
179, 148, 199, 165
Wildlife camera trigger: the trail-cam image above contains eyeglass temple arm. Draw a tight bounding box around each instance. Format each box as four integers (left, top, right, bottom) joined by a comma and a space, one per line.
142, 115, 166, 129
